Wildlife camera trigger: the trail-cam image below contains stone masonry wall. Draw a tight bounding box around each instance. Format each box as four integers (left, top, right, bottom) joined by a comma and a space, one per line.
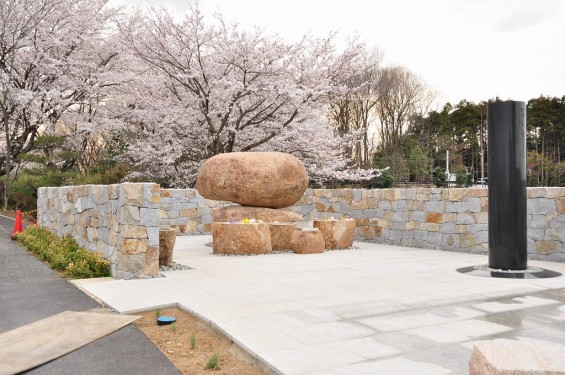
37, 185, 565, 273
294, 188, 490, 254
158, 189, 232, 234
37, 183, 160, 279
158, 187, 565, 263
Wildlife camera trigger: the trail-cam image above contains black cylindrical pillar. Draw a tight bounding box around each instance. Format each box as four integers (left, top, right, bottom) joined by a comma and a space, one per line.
488, 101, 527, 270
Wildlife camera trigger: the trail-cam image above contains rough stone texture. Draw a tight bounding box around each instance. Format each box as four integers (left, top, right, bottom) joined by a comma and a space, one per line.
313, 219, 356, 249
211, 222, 272, 255
212, 206, 302, 223
556, 197, 565, 213
268, 223, 297, 251
158, 228, 177, 266
37, 183, 160, 279
145, 244, 159, 275
291, 229, 325, 254
469, 340, 565, 375
195, 152, 308, 208
159, 189, 230, 235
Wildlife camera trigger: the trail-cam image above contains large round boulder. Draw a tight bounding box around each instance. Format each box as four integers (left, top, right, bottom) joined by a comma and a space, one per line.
212, 206, 303, 223
196, 152, 308, 208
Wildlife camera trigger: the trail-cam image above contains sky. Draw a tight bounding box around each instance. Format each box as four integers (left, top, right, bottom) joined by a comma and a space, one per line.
108, 0, 565, 108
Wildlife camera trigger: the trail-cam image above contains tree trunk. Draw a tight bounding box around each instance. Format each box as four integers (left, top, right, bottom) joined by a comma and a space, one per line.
2, 105, 11, 211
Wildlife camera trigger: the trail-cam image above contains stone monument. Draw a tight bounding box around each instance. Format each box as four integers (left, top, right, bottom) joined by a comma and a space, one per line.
196, 152, 308, 254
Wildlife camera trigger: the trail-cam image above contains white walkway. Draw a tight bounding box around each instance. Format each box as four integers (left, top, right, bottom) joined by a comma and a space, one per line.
76, 236, 565, 375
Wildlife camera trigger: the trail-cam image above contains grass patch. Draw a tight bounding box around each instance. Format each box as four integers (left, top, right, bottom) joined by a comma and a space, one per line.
205, 352, 221, 370
16, 226, 110, 279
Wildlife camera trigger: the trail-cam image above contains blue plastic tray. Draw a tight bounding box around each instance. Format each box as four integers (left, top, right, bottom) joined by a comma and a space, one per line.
157, 316, 177, 325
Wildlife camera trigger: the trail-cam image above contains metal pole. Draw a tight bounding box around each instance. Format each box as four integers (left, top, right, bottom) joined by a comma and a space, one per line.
446, 150, 450, 186
480, 118, 485, 186
487, 101, 527, 270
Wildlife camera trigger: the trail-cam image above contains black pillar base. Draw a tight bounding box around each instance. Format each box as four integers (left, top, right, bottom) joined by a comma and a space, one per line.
457, 265, 561, 279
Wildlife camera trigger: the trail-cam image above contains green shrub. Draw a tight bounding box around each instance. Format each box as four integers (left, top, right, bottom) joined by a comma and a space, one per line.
6, 158, 130, 213
65, 259, 95, 279
455, 166, 473, 187
367, 170, 394, 189
434, 166, 448, 188
16, 227, 110, 278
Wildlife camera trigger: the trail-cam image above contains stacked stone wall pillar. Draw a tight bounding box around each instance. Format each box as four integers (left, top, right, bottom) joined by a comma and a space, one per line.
37, 182, 160, 279
115, 183, 160, 279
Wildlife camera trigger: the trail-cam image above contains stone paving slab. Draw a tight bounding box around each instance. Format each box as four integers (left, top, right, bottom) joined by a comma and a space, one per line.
77, 235, 565, 374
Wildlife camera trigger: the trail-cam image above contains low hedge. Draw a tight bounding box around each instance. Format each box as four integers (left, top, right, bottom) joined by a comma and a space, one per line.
16, 226, 110, 278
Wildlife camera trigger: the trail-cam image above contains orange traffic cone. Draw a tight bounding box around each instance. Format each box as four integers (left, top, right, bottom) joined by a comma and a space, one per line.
11, 210, 23, 240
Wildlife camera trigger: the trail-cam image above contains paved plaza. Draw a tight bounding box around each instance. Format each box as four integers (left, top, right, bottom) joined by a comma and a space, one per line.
77, 236, 565, 375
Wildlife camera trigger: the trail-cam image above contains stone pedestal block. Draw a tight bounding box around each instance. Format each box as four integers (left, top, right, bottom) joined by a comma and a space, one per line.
211, 222, 272, 255
291, 229, 325, 254
269, 223, 297, 251
159, 228, 177, 266
313, 219, 356, 249
213, 206, 302, 223
469, 340, 565, 375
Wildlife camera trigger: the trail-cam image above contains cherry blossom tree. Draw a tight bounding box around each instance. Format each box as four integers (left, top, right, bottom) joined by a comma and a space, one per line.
0, 0, 122, 208
329, 49, 383, 168
115, 6, 374, 187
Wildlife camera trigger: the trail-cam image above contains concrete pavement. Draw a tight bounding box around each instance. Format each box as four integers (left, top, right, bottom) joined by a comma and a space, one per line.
0, 215, 179, 375
77, 235, 565, 375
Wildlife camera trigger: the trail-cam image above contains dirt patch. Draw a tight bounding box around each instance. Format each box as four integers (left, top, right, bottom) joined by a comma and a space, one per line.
134, 307, 269, 375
